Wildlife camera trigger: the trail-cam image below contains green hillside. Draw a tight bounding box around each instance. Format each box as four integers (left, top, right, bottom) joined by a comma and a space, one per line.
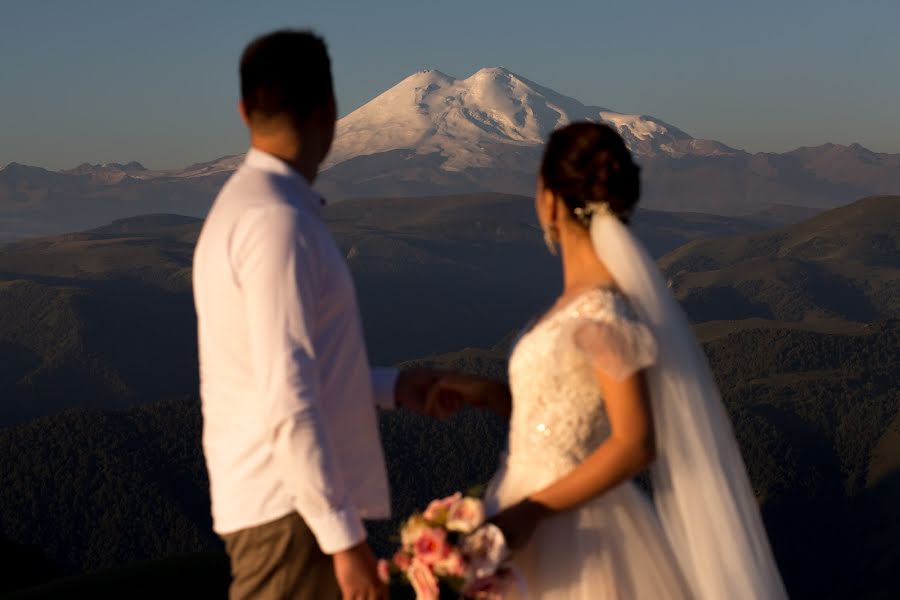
661, 196, 900, 323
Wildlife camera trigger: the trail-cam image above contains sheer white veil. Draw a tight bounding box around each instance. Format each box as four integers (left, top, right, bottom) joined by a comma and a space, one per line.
589, 209, 788, 599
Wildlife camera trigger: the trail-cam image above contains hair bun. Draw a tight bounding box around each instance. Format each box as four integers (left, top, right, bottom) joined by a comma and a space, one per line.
540, 123, 641, 224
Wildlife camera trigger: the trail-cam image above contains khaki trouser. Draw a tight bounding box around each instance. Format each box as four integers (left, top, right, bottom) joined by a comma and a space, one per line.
221, 512, 340, 600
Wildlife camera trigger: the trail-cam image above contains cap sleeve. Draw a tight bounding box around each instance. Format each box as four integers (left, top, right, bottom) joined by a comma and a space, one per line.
572, 315, 657, 381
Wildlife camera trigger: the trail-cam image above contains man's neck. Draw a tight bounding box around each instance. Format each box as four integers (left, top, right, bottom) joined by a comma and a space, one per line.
249, 133, 319, 183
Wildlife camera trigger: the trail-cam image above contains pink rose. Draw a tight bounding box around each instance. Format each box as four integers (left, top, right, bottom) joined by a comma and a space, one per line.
377, 559, 391, 584
407, 558, 440, 600
423, 492, 462, 524
401, 515, 429, 550
393, 550, 412, 571
413, 527, 450, 566
446, 496, 485, 534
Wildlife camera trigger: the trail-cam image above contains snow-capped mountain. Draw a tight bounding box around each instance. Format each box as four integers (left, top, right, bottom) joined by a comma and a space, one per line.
53, 156, 243, 184
3, 66, 899, 238
314, 66, 759, 200
324, 67, 735, 172
63, 161, 148, 184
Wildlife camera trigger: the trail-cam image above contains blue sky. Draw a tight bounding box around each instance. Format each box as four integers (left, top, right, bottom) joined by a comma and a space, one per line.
2, 0, 899, 170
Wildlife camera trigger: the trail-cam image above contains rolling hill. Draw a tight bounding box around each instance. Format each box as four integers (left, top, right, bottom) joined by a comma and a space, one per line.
0, 194, 772, 425
661, 196, 900, 323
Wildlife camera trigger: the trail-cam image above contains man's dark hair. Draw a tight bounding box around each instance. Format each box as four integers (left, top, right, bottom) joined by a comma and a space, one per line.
240, 30, 333, 123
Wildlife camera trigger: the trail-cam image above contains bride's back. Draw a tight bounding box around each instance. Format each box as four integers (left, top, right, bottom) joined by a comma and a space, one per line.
499, 286, 656, 496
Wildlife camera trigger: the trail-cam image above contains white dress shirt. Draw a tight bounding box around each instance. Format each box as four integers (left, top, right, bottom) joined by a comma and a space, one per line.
193, 148, 397, 553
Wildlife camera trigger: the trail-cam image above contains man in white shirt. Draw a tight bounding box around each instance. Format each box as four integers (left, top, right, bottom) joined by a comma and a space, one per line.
193, 30, 443, 600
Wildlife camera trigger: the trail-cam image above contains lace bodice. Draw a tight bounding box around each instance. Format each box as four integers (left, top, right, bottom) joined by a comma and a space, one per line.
504, 287, 656, 482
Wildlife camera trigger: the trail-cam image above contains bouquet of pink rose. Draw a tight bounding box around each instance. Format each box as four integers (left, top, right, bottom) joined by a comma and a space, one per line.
379, 492, 516, 599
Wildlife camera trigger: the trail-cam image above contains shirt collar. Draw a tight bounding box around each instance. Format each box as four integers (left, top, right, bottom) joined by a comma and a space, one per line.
243, 148, 327, 213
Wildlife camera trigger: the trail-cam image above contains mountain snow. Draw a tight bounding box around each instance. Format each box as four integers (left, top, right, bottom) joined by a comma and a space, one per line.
323, 67, 736, 170
167, 154, 245, 178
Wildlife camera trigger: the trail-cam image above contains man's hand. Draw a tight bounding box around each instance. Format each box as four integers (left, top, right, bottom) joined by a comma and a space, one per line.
333, 541, 386, 600
394, 368, 445, 416
426, 373, 512, 419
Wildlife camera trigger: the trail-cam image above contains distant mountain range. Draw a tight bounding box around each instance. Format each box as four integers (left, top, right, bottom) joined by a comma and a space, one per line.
2, 67, 899, 240
0, 161, 224, 241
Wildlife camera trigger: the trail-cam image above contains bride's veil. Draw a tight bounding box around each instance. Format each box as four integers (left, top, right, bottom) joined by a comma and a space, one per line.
590, 211, 788, 599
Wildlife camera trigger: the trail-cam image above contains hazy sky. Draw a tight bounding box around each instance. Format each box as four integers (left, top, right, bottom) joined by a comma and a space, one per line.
2, 0, 899, 170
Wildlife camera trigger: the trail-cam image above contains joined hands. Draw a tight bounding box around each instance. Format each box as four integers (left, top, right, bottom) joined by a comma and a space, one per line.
395, 369, 512, 420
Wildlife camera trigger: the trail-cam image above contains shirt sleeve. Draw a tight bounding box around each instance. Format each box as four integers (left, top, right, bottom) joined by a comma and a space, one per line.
231, 205, 366, 554
371, 367, 399, 410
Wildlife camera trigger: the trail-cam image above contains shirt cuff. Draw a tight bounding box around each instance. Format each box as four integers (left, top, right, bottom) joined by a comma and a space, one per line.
371, 367, 399, 410
304, 506, 367, 554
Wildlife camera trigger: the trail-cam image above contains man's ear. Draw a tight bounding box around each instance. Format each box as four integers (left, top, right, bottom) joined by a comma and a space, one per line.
238, 100, 250, 127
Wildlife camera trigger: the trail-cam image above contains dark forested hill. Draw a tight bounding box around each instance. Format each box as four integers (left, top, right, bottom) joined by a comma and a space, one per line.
0, 320, 896, 598
661, 196, 900, 323
0, 195, 771, 425
399, 319, 900, 598
0, 195, 897, 598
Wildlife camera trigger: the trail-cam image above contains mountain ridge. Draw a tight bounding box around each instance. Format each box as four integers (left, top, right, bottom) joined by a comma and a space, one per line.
660, 196, 900, 323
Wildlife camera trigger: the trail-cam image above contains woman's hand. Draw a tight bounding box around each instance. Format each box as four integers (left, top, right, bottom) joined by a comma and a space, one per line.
490, 499, 552, 551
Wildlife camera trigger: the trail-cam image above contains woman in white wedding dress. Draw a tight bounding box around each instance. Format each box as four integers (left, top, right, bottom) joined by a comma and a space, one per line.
434, 123, 787, 599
